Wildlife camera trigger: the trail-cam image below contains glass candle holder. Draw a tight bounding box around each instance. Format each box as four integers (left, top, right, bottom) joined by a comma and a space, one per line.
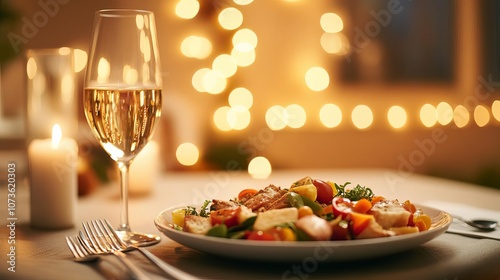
26, 48, 78, 230
26, 48, 77, 142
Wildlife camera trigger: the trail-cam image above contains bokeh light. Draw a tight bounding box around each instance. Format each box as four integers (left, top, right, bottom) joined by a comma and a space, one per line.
420, 104, 437, 128
453, 105, 470, 128
319, 104, 342, 128
203, 70, 227, 94
73, 49, 87, 73
436, 102, 453, 125
181, 35, 212, 59
233, 0, 253, 5
97, 57, 110, 84
122, 65, 138, 85
232, 28, 258, 51
492, 100, 500, 122
231, 47, 255, 67
387, 105, 407, 129
228, 87, 253, 109
285, 104, 307, 129
320, 33, 349, 55
176, 142, 199, 166
320, 13, 343, 33
474, 105, 490, 127
175, 0, 200, 19
305, 66, 329, 91
192, 68, 210, 92
351, 105, 373, 129
26, 57, 37, 79
218, 7, 243, 30
212, 54, 237, 78
248, 156, 272, 179
214, 106, 232, 131
227, 106, 251, 130
266, 105, 287, 130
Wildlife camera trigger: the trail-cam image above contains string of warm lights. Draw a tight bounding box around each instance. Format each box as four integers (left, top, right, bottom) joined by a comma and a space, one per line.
24, 2, 500, 178
172, 0, 500, 176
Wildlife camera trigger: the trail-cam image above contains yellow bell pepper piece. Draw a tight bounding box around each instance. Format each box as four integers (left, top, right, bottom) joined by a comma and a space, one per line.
172, 208, 186, 227
327, 181, 338, 196
291, 184, 317, 202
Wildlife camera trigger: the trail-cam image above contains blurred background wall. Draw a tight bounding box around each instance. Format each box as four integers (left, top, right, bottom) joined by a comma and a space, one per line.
1, 0, 500, 188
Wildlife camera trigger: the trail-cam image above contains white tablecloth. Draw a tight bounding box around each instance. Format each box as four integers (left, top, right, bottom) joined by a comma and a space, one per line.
1, 169, 499, 280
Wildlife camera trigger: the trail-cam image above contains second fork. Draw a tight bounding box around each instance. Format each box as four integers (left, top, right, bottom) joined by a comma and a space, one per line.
78, 227, 151, 280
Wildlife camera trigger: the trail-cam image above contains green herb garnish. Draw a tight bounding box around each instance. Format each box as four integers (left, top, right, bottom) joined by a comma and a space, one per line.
334, 182, 374, 201
199, 200, 211, 217
183, 200, 211, 217
185, 206, 198, 216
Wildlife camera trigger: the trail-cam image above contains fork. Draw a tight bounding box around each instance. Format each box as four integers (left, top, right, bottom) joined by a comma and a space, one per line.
65, 235, 99, 262
66, 234, 150, 279
82, 219, 199, 280
78, 226, 152, 280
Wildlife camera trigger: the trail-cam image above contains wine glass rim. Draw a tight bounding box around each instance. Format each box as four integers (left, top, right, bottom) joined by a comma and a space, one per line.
96, 9, 153, 17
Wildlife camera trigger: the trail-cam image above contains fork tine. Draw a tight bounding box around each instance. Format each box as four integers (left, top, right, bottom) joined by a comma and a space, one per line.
78, 223, 152, 280
74, 236, 91, 257
78, 230, 99, 255
97, 219, 124, 250
93, 220, 119, 251
67, 235, 89, 259
84, 220, 109, 252
103, 219, 128, 248
65, 236, 80, 259
82, 221, 100, 252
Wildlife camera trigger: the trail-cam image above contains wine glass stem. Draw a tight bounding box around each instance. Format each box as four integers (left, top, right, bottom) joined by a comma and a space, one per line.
117, 161, 131, 232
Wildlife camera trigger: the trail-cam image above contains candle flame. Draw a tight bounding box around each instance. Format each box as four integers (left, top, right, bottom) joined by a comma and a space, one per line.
52, 124, 62, 149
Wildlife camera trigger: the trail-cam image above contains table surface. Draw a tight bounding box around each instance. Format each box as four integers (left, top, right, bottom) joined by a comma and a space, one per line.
1, 168, 500, 280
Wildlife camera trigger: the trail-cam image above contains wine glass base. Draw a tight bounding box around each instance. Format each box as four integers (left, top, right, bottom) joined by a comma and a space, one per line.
116, 230, 161, 247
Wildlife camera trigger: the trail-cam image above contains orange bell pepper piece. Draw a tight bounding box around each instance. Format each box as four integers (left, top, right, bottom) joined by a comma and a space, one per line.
352, 198, 372, 214
350, 212, 374, 236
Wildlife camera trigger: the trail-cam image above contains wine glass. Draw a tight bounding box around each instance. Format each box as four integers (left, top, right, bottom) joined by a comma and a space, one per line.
83, 9, 162, 246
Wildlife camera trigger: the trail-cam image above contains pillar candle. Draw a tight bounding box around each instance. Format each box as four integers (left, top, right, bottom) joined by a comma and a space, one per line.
29, 125, 78, 229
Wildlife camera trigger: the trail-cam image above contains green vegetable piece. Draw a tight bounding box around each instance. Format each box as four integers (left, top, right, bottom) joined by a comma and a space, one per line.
228, 230, 247, 239
299, 195, 323, 216
206, 224, 228, 238
228, 216, 257, 233
294, 228, 313, 241
287, 192, 305, 209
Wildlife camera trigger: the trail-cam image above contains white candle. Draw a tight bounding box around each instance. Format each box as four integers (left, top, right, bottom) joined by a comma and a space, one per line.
29, 124, 78, 229
129, 141, 160, 196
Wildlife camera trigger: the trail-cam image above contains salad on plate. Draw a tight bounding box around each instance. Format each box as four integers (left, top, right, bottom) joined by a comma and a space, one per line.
169, 176, 432, 241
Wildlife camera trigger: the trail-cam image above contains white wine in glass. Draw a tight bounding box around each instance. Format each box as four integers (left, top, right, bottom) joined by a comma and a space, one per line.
84, 9, 162, 246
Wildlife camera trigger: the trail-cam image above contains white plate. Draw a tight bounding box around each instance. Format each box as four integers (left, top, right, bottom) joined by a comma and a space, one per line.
154, 204, 452, 262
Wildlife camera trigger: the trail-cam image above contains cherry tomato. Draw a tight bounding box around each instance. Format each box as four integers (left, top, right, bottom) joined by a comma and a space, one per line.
332, 197, 353, 219
210, 208, 241, 228
266, 227, 297, 241
298, 206, 314, 218
238, 189, 258, 201
313, 179, 334, 204
246, 230, 278, 241
331, 219, 350, 240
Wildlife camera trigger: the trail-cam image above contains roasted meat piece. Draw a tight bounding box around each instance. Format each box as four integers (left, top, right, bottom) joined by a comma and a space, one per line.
242, 184, 288, 212
210, 199, 239, 211
264, 193, 291, 210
